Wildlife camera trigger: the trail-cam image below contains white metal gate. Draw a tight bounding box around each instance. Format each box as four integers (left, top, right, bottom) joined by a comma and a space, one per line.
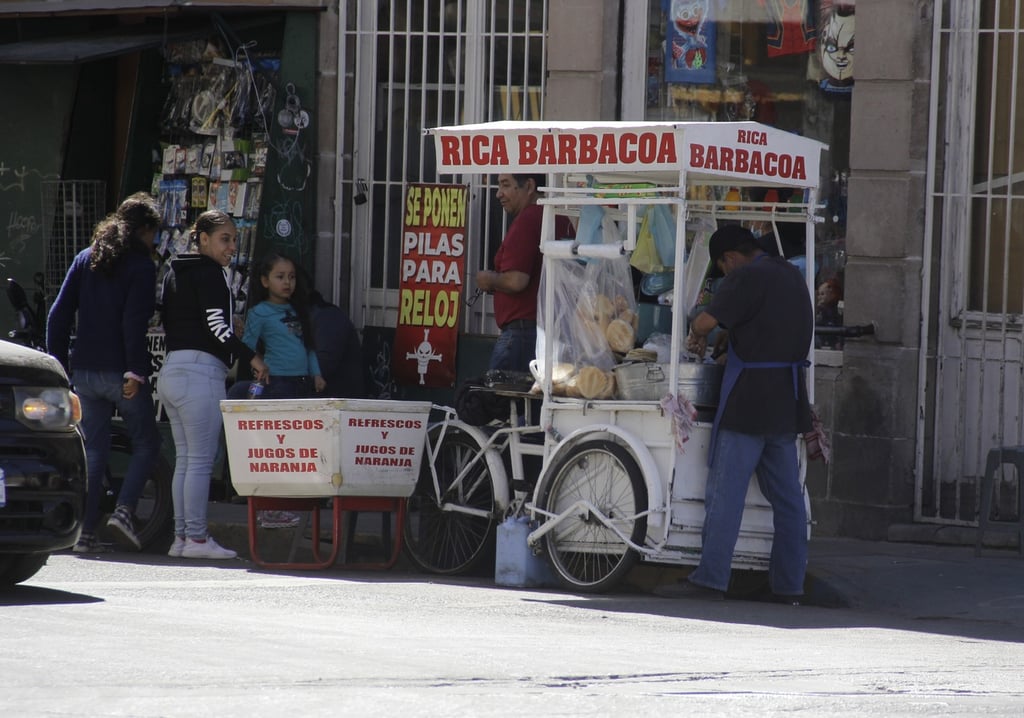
922, 0, 1024, 524
342, 0, 550, 333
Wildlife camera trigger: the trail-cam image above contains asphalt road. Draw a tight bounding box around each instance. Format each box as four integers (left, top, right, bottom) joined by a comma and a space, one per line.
4, 553, 1024, 717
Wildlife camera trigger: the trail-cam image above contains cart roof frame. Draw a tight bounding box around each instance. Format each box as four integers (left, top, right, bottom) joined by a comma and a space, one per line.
426, 120, 828, 190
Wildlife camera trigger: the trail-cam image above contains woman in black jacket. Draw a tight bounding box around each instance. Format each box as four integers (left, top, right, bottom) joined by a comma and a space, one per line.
157, 210, 267, 560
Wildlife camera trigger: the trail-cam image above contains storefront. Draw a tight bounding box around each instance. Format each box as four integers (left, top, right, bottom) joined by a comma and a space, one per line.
8, 1, 1014, 541
639, 2, 851, 337
0, 0, 328, 335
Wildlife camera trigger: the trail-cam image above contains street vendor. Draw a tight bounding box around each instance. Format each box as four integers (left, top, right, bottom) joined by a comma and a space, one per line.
475, 173, 574, 373
655, 224, 814, 604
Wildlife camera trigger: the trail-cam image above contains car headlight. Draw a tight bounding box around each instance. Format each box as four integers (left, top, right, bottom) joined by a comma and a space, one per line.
14, 387, 81, 429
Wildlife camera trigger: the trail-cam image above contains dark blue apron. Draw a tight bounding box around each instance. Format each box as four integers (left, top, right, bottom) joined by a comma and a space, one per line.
707, 342, 809, 467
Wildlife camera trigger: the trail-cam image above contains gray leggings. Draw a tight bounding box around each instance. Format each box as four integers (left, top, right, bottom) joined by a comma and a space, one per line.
157, 350, 228, 539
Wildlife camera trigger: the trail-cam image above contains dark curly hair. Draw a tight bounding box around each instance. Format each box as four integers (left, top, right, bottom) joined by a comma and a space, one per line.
89, 192, 160, 275
249, 252, 316, 351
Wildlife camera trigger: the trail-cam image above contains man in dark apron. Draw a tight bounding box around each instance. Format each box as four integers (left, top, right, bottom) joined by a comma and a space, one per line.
655, 224, 814, 603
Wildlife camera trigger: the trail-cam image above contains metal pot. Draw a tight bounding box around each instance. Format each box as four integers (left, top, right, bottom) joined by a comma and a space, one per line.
676, 360, 723, 409
613, 360, 723, 408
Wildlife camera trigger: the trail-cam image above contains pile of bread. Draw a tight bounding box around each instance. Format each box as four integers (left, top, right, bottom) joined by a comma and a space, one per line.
531, 293, 641, 400
538, 362, 614, 399
576, 293, 639, 356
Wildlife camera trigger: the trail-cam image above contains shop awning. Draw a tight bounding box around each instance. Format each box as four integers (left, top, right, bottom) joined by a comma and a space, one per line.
0, 1, 325, 64
0, 31, 176, 64
0, 1, 329, 16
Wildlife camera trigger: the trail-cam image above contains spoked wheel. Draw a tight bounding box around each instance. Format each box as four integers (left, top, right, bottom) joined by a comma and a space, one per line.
403, 427, 498, 575
538, 440, 647, 594
105, 425, 174, 553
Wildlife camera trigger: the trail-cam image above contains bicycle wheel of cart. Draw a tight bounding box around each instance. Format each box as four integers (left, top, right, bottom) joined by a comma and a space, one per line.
538, 440, 647, 593
403, 427, 497, 575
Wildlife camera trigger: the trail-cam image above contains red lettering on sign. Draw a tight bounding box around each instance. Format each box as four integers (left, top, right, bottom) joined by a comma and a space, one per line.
735, 148, 749, 174
687, 143, 806, 181
737, 129, 768, 145
236, 419, 325, 431
690, 143, 705, 168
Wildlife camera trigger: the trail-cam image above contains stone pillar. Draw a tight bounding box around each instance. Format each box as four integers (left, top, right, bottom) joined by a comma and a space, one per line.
546, 0, 619, 120
812, 0, 932, 537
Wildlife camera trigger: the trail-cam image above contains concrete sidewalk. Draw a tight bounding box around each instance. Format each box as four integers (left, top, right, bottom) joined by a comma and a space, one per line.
205, 500, 1024, 630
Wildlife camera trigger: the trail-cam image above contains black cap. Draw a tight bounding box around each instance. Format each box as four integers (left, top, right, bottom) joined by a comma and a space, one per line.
708, 224, 758, 277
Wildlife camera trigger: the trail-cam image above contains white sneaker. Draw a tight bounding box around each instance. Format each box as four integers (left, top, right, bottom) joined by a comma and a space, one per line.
181, 536, 237, 560
167, 536, 186, 558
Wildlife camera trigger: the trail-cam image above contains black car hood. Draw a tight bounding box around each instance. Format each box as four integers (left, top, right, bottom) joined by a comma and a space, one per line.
0, 340, 70, 387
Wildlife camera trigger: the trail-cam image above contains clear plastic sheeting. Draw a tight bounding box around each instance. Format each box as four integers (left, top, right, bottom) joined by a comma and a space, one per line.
535, 254, 638, 393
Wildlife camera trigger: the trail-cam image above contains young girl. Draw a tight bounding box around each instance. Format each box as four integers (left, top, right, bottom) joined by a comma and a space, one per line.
241, 253, 325, 528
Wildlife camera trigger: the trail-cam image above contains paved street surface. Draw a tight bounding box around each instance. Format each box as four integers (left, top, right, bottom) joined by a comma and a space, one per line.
4, 540, 1024, 717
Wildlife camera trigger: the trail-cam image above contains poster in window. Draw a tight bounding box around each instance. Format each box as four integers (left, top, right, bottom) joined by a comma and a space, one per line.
662, 0, 716, 85
391, 183, 468, 388
818, 1, 854, 94
760, 0, 817, 58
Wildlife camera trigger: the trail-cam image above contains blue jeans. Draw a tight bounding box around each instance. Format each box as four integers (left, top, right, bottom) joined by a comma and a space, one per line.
489, 326, 537, 373
73, 370, 161, 534
157, 350, 227, 540
689, 429, 808, 595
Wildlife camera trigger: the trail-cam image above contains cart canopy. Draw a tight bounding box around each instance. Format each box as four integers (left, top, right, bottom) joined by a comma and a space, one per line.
426, 120, 827, 190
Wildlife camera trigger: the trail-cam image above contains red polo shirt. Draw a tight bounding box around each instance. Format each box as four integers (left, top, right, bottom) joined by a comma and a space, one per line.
492, 204, 574, 329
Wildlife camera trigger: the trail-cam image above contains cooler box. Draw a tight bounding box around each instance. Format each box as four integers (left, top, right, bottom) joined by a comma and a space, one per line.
221, 398, 432, 498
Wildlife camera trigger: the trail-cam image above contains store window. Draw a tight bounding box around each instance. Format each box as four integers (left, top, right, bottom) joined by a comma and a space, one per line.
967, 0, 1024, 314
643, 0, 852, 345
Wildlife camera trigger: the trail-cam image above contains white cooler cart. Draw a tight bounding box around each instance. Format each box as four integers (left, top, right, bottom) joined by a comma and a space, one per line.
222, 398, 432, 569
405, 120, 827, 593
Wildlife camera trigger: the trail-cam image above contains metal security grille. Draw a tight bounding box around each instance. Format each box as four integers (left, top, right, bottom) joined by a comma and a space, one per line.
40, 180, 106, 299
343, 0, 549, 332
921, 0, 1024, 524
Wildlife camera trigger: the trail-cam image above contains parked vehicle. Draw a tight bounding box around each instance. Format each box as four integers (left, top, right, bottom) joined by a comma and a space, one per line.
5, 275, 173, 553
0, 338, 86, 585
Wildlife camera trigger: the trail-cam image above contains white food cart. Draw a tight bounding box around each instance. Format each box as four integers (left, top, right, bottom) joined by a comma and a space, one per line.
409, 120, 827, 593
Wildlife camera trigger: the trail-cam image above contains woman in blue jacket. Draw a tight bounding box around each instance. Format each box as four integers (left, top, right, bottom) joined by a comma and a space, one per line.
47, 192, 162, 553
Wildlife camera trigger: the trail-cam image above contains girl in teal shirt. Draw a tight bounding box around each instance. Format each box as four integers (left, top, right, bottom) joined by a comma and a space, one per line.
241, 252, 325, 399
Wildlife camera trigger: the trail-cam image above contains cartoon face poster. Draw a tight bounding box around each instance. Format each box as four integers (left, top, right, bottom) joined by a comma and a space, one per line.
662, 0, 716, 85
819, 0, 854, 94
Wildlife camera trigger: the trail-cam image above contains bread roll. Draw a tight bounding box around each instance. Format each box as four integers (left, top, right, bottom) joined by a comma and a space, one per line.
579, 318, 607, 349
564, 375, 583, 398
619, 308, 639, 332
614, 294, 631, 316
576, 365, 607, 399
549, 362, 575, 384
605, 318, 636, 353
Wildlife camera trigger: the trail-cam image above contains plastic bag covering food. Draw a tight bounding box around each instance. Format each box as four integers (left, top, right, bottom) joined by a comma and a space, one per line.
536, 254, 638, 396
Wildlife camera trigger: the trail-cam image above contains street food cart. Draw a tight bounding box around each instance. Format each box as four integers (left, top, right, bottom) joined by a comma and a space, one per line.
412, 120, 827, 592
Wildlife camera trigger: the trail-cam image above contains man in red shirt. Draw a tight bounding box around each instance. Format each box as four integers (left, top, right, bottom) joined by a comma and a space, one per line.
475, 173, 573, 372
